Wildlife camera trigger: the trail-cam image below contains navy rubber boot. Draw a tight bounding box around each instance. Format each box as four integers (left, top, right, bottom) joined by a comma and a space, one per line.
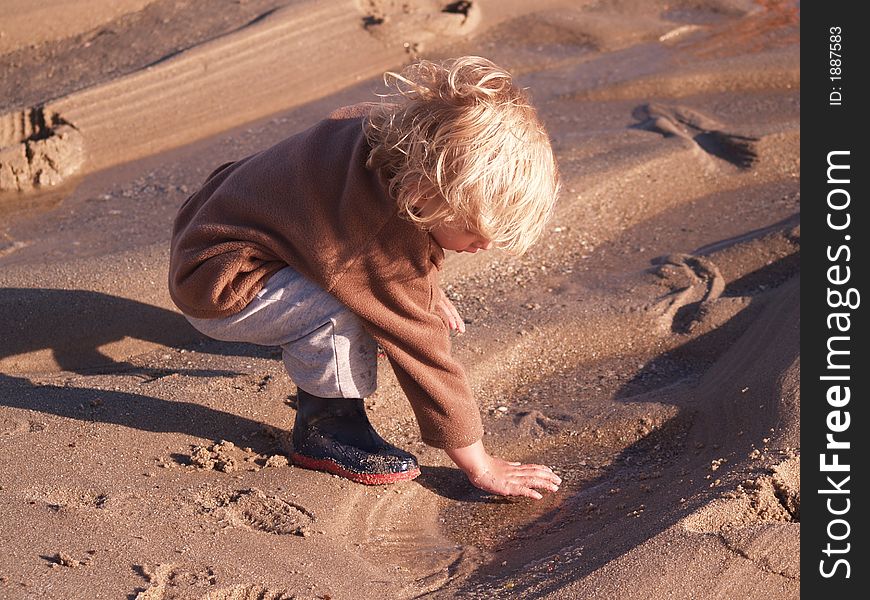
289, 389, 420, 484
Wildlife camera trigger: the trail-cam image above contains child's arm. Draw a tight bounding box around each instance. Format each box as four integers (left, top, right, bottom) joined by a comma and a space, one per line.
436, 293, 559, 498
446, 440, 561, 500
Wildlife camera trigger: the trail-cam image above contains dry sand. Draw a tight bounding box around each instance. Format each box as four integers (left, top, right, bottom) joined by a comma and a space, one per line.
1, 0, 799, 598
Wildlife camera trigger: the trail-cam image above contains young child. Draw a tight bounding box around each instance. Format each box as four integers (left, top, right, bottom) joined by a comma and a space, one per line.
169, 56, 562, 499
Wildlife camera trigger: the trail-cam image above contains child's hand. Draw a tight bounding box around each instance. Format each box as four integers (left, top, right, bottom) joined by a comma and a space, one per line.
468, 456, 562, 500
445, 440, 561, 500
435, 287, 466, 334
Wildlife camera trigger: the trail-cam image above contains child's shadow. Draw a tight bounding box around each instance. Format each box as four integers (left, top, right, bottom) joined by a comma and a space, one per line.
0, 371, 280, 455
0, 287, 262, 374
1, 288, 281, 453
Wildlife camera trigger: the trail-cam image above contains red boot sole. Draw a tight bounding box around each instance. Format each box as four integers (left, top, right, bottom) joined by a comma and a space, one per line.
289, 452, 421, 485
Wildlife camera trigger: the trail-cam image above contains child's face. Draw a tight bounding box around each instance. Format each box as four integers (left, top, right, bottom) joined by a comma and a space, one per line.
429, 223, 493, 254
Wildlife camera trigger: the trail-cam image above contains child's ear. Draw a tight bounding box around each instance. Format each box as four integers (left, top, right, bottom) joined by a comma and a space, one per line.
412, 196, 439, 218
412, 196, 434, 208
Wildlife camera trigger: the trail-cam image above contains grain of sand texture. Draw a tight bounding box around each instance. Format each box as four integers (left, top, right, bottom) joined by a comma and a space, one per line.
0, 1, 799, 598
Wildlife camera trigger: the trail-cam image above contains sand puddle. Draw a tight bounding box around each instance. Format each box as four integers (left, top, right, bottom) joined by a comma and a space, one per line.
435, 386, 687, 550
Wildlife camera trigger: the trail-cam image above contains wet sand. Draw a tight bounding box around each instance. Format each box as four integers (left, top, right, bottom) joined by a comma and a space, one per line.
0, 1, 799, 598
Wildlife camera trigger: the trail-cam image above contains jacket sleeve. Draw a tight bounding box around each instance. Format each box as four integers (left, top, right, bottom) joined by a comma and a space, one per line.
329, 217, 483, 449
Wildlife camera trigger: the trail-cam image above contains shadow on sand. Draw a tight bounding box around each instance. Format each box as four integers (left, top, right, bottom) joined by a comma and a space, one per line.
0, 371, 284, 455
1, 287, 283, 454
0, 287, 263, 374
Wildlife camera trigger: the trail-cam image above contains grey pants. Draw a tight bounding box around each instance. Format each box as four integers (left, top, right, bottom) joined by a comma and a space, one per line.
186, 266, 377, 398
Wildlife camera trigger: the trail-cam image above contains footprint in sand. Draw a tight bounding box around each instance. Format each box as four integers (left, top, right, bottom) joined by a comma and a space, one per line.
631, 102, 758, 169
513, 409, 574, 439
1, 416, 30, 435
198, 488, 315, 536
25, 485, 111, 511
134, 564, 295, 600
197, 585, 297, 600
0, 107, 84, 191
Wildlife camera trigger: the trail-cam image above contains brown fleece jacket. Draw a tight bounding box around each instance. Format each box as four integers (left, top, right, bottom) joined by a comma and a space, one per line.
168, 104, 483, 449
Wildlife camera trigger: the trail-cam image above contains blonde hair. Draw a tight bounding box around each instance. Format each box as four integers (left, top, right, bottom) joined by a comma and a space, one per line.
365, 56, 560, 255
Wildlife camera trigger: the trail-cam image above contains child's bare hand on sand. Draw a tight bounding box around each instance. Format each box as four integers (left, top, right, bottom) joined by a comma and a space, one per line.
435, 287, 466, 334
446, 440, 561, 500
